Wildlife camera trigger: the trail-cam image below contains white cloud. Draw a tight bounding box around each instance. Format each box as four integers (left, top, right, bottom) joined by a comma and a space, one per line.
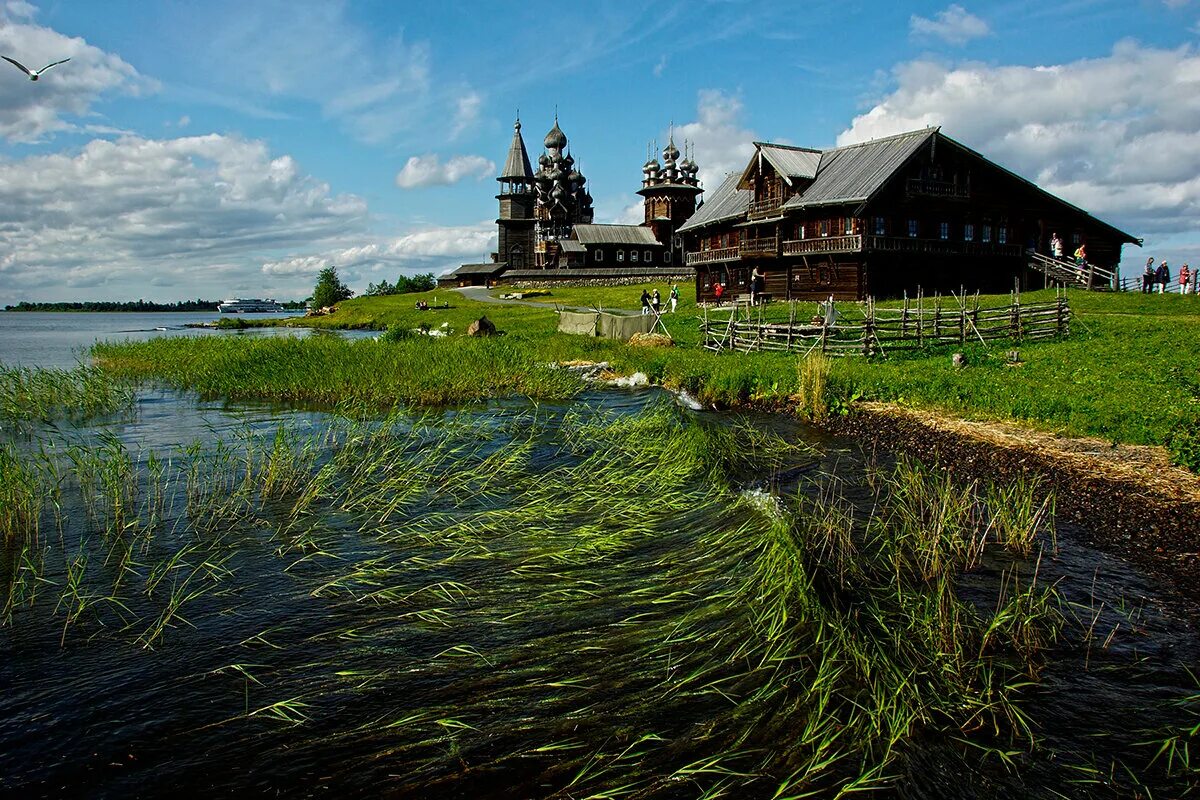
261, 223, 496, 279
450, 91, 482, 139
395, 154, 495, 189
839, 41, 1200, 246
0, 134, 370, 303
653, 55, 668, 78
0, 4, 156, 142
675, 89, 758, 189
909, 5, 991, 46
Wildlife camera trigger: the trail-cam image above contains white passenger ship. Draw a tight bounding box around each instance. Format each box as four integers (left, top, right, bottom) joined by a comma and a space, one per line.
217, 298, 286, 313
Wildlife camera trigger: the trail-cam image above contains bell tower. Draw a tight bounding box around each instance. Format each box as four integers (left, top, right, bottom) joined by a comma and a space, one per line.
496, 118, 536, 270
637, 135, 702, 258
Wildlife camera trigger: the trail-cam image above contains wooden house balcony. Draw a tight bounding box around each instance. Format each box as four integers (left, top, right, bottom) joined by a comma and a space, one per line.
781, 234, 862, 256
685, 246, 740, 266
905, 178, 970, 200
739, 236, 779, 258
866, 236, 1023, 257
747, 197, 784, 220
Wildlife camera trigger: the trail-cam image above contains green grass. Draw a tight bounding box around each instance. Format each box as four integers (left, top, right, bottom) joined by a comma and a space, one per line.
0, 363, 135, 423
93, 285, 1200, 465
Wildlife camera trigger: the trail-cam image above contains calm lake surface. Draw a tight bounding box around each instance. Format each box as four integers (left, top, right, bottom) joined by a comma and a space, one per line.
0, 311, 369, 369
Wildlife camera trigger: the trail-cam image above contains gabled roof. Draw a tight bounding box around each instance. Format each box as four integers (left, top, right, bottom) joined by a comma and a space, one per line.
445, 262, 508, 277
572, 224, 660, 246
781, 129, 935, 210
739, 143, 821, 188
499, 121, 533, 181
559, 239, 585, 253
677, 172, 749, 233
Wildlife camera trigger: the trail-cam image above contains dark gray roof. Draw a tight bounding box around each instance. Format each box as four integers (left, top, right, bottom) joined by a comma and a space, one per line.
782, 129, 934, 210
751, 143, 821, 183
677, 172, 749, 233
445, 262, 509, 277
572, 224, 660, 246
503, 267, 686, 279
499, 122, 533, 181
559, 239, 585, 253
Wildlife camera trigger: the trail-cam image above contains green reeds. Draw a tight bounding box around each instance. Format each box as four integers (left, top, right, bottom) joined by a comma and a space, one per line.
0, 363, 134, 423
794, 352, 831, 421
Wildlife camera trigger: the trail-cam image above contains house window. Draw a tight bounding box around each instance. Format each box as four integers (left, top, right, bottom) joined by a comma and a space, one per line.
844, 218, 855, 235
874, 217, 886, 235
820, 220, 830, 237
998, 226, 1008, 244
665, 251, 672, 264
617, 250, 625, 262
908, 219, 918, 238
1071, 232, 1081, 245
798, 224, 806, 239
595, 250, 604, 262
963, 223, 974, 242
981, 225, 992, 243
644, 250, 652, 263
939, 222, 950, 240
631, 250, 639, 262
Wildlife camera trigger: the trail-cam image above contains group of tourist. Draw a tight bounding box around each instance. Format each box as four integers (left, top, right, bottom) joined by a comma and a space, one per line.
640, 285, 680, 315
1049, 232, 1088, 267
1141, 257, 1194, 294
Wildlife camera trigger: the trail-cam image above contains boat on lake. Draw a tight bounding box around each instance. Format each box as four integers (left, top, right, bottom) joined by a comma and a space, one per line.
216, 298, 285, 313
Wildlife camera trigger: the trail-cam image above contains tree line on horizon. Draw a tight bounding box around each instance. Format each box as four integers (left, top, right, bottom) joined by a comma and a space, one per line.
4, 298, 309, 312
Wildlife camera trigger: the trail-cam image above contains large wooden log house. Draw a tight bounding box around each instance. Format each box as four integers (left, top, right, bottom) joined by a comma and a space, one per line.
678, 128, 1140, 302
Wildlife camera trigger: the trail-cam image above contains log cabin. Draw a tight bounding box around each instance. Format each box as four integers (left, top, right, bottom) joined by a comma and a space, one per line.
678, 128, 1140, 303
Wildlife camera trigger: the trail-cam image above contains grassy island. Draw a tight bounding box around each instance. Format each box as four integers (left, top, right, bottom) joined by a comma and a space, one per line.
92, 285, 1200, 469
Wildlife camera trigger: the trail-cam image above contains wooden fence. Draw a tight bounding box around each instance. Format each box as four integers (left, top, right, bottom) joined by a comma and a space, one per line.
701, 289, 1070, 357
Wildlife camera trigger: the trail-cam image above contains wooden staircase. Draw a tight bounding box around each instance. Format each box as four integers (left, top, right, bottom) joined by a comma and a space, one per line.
1028, 252, 1115, 291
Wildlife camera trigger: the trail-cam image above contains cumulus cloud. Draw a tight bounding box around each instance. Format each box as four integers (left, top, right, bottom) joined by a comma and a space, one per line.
261, 224, 496, 279
0, 3, 156, 142
395, 154, 495, 189
909, 5, 991, 46
675, 89, 758, 189
839, 42, 1200, 243
0, 134, 370, 303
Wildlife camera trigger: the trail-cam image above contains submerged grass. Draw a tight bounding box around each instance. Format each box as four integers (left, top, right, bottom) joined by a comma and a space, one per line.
0, 399, 1086, 796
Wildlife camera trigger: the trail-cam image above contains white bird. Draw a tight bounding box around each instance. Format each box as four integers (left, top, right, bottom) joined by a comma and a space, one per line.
3, 56, 70, 81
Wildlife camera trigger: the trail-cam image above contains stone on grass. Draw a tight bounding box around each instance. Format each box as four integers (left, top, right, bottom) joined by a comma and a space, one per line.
467, 316, 497, 337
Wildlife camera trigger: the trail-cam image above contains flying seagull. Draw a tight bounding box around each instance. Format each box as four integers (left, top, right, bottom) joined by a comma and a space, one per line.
3, 56, 70, 81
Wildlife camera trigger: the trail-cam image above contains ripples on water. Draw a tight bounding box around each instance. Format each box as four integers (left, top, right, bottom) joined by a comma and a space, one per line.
0, 378, 1198, 797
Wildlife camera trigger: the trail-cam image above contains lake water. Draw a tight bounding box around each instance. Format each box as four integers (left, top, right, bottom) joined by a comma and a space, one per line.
1, 314, 1198, 798
0, 311, 372, 369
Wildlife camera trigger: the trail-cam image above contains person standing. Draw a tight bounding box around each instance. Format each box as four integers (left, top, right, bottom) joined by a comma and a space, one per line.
1073, 242, 1087, 267
651, 288, 661, 314
640, 288, 651, 315
1142, 257, 1155, 293
669, 284, 679, 313
1157, 261, 1170, 294
1181, 264, 1192, 295
713, 282, 724, 303
1051, 232, 1064, 260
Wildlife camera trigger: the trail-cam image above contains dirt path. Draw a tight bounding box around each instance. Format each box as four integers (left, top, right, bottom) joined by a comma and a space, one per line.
453, 286, 601, 313
832, 402, 1200, 590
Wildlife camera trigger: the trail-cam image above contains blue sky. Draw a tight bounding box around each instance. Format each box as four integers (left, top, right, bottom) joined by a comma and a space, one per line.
0, 0, 1197, 302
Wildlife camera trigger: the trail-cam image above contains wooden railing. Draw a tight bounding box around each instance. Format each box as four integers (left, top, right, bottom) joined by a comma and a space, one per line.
740, 236, 779, 257
1028, 252, 1116, 291
866, 236, 1023, 257
906, 178, 970, 199
782, 235, 862, 255
747, 197, 784, 220
685, 246, 740, 266
701, 292, 1071, 357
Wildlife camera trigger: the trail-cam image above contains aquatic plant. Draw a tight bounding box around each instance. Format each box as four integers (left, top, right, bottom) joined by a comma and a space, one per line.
0, 363, 135, 424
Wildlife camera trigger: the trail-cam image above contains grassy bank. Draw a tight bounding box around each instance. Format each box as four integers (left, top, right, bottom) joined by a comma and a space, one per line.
94, 286, 1200, 465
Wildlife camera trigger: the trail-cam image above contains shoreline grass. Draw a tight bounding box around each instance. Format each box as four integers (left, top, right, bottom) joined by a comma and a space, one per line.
91, 286, 1200, 469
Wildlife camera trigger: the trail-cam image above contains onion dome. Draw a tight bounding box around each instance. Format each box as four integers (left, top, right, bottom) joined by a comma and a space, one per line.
544, 120, 567, 150
643, 157, 660, 173
663, 139, 680, 162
